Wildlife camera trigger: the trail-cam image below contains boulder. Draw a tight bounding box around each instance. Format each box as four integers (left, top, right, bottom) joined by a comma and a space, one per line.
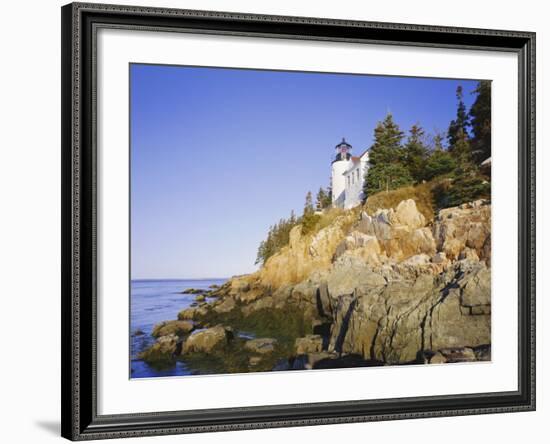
241, 296, 274, 316
235, 287, 264, 303
244, 338, 278, 354
391, 227, 436, 260
354, 201, 434, 263
229, 276, 251, 295
370, 210, 393, 240
394, 199, 426, 229
327, 256, 386, 297
291, 279, 318, 304
295, 334, 323, 355
178, 305, 209, 321
213, 297, 236, 314
429, 347, 477, 364
433, 200, 491, 261
181, 288, 204, 294
424, 267, 491, 352
182, 326, 232, 354
151, 320, 194, 338
271, 285, 294, 309
459, 262, 491, 307
429, 352, 447, 364
334, 231, 382, 265
138, 334, 178, 363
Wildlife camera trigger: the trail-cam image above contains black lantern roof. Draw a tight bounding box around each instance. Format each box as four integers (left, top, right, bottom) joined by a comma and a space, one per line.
335, 137, 352, 149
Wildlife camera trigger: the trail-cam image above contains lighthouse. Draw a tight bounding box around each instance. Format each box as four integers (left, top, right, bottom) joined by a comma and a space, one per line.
330, 138, 370, 209
331, 138, 353, 207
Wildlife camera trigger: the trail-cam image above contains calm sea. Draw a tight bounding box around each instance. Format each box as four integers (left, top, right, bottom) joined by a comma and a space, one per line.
130, 278, 227, 379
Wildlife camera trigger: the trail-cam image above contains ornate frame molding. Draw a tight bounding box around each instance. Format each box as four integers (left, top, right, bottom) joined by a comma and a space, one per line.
61, 2, 536, 440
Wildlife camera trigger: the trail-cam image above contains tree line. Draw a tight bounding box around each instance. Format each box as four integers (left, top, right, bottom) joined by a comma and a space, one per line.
255, 191, 319, 265
364, 81, 491, 204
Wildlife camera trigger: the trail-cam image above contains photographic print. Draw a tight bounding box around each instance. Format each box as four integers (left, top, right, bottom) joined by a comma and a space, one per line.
130, 64, 492, 379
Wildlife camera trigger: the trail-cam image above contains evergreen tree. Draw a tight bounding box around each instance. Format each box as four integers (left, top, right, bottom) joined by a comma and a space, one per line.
301, 190, 320, 234
425, 149, 456, 180
303, 191, 314, 215
469, 80, 492, 163
453, 127, 473, 166
403, 124, 429, 182
365, 163, 413, 195
289, 209, 297, 225
315, 187, 332, 210
432, 132, 445, 152
315, 188, 326, 210
368, 113, 405, 165
255, 211, 302, 265
447, 85, 470, 150
364, 113, 410, 196
435, 164, 490, 208
326, 185, 332, 206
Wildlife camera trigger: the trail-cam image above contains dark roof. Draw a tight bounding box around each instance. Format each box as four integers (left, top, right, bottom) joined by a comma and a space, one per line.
335, 137, 352, 149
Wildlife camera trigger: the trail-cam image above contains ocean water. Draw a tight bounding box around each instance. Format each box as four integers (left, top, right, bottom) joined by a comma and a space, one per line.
130, 278, 227, 379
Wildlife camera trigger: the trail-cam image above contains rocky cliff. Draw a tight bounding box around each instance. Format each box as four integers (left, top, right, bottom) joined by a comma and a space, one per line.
141, 199, 491, 372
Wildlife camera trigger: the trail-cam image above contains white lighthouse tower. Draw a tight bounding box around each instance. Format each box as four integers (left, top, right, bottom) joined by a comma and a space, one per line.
331, 138, 353, 208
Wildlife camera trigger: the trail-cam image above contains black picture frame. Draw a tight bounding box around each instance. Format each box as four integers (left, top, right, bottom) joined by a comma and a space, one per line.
61, 2, 536, 440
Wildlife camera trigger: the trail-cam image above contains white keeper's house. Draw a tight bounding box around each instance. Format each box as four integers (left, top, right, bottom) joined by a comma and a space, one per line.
331, 138, 370, 209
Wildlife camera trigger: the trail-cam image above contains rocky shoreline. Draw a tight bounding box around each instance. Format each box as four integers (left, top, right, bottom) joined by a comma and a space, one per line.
139, 198, 491, 374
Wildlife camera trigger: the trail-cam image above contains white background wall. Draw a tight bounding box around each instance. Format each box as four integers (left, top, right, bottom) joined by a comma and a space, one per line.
0, 0, 546, 443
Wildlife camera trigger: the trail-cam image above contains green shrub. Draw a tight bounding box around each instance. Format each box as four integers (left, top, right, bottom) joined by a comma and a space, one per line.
436, 175, 490, 208
425, 150, 457, 180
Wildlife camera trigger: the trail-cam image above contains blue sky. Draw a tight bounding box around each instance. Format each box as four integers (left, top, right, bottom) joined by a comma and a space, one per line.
130, 64, 478, 279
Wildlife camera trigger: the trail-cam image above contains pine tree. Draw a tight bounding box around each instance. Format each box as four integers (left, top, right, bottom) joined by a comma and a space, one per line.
433, 133, 445, 151
403, 124, 429, 182
453, 127, 473, 166
326, 185, 332, 206
303, 191, 314, 215
315, 187, 331, 210
447, 85, 470, 150
469, 80, 491, 163
364, 113, 411, 196
301, 190, 320, 234
255, 210, 302, 265
315, 188, 326, 210
289, 210, 296, 225
368, 113, 405, 166
365, 163, 413, 195
425, 149, 456, 180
